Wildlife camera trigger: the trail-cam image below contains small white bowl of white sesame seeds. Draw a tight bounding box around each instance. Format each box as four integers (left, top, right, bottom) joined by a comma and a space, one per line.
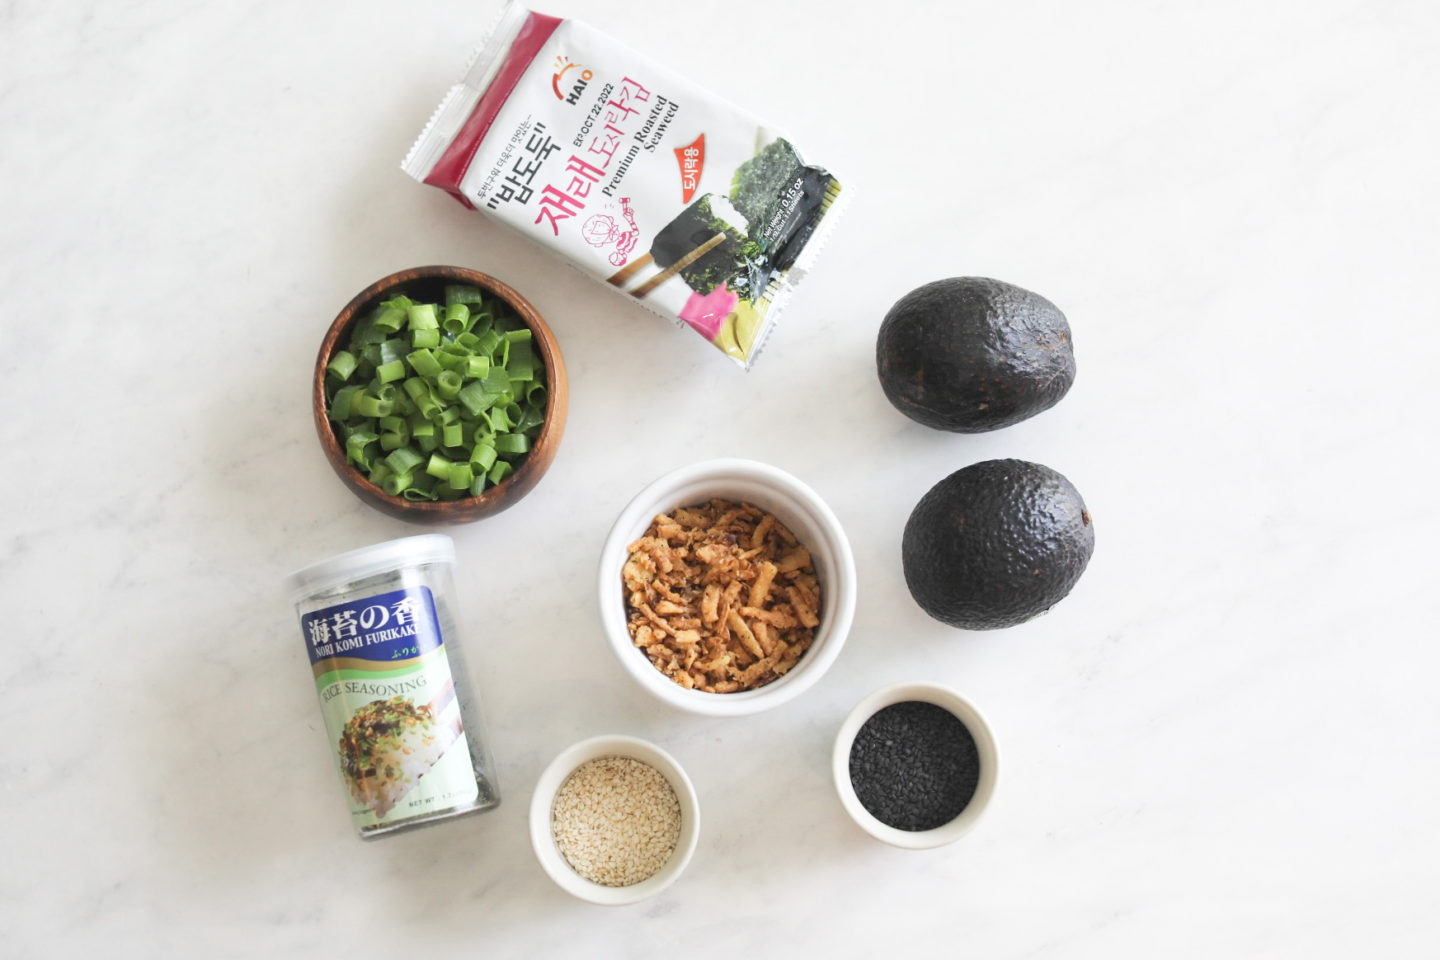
529, 734, 700, 905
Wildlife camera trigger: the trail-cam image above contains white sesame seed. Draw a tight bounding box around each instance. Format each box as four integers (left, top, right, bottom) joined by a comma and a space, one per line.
551, 756, 682, 887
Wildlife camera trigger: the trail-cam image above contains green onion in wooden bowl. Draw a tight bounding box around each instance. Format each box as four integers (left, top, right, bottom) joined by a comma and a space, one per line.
313, 266, 568, 524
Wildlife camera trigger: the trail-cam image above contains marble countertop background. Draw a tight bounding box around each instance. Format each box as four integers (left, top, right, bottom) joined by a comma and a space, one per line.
3, 0, 1436, 956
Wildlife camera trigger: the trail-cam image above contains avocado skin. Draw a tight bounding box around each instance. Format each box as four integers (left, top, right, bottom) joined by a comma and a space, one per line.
903, 459, 1093, 630
876, 278, 1075, 433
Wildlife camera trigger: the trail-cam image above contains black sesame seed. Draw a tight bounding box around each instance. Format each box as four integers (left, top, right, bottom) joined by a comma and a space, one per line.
848, 700, 980, 831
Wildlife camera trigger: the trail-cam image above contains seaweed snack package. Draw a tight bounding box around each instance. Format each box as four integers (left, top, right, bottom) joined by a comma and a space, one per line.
402, 1, 848, 368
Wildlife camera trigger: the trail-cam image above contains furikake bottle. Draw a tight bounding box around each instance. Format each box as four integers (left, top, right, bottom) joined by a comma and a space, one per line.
285, 535, 499, 838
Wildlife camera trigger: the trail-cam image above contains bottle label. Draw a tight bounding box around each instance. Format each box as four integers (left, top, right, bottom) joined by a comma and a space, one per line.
300, 585, 478, 829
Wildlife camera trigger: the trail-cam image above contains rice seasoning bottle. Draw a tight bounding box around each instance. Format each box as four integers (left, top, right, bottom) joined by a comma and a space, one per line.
285, 535, 500, 838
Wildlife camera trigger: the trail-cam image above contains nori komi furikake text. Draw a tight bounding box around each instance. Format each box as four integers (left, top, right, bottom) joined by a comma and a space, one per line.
848, 700, 980, 831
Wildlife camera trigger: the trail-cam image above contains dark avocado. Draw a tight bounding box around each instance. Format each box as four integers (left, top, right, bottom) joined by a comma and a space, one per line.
903, 459, 1093, 629
876, 278, 1075, 432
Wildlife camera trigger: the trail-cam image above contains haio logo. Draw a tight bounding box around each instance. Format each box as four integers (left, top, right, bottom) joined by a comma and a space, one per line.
552, 55, 593, 104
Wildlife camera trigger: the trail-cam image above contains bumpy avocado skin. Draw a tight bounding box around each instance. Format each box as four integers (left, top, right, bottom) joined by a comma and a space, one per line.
903, 459, 1094, 629
876, 278, 1075, 433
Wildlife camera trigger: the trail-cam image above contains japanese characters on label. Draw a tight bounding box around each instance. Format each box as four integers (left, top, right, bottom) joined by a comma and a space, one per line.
302, 587, 443, 662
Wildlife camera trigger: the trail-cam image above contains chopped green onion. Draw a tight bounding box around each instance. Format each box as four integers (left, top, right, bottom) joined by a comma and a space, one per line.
378, 338, 409, 365
425, 454, 453, 480
407, 303, 439, 330
475, 329, 503, 358
348, 312, 384, 348
329, 385, 363, 421
404, 472, 437, 498
384, 446, 424, 476
447, 462, 474, 490
443, 302, 471, 334
436, 350, 467, 373
469, 442, 498, 472
407, 348, 442, 378
494, 432, 529, 455
327, 350, 358, 381
445, 284, 484, 307
354, 394, 393, 418
374, 305, 406, 333
457, 382, 497, 417
379, 417, 409, 451
506, 340, 535, 381
435, 369, 463, 399
325, 290, 546, 501
346, 429, 378, 468
480, 368, 510, 395
514, 403, 545, 433
484, 407, 511, 432
471, 305, 495, 334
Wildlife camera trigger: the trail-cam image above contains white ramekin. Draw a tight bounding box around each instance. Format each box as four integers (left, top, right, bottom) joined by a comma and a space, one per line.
832, 682, 999, 849
598, 458, 857, 716
529, 735, 701, 905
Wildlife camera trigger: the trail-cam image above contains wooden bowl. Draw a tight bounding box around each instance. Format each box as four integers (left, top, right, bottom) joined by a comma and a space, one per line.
313, 266, 568, 524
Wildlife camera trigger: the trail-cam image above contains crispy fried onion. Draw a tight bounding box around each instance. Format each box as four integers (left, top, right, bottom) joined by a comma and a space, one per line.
623, 499, 821, 693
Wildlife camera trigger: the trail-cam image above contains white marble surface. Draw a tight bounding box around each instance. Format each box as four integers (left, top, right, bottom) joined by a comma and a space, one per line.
3, 0, 1437, 955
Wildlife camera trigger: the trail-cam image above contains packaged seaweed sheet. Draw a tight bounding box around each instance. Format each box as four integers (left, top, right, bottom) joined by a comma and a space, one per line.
403, 1, 847, 368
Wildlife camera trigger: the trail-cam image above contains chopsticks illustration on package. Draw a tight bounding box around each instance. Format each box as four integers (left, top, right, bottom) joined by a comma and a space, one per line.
606, 232, 727, 298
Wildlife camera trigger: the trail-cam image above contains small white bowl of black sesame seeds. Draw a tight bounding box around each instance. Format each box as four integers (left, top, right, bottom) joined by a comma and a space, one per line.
832, 682, 999, 849
529, 734, 701, 904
